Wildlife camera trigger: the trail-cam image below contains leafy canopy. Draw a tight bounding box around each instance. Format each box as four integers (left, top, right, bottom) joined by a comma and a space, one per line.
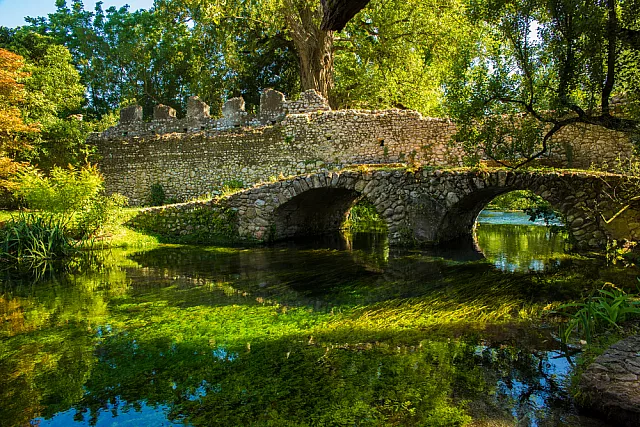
446, 0, 640, 167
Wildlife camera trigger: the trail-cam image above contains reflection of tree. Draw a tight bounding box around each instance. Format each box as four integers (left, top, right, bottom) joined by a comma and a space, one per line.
66, 329, 578, 426
0, 258, 131, 424
475, 224, 569, 272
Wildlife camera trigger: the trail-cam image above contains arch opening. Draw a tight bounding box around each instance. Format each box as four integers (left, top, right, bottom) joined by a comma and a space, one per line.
437, 189, 565, 243
472, 190, 569, 272
271, 188, 389, 242
272, 187, 389, 241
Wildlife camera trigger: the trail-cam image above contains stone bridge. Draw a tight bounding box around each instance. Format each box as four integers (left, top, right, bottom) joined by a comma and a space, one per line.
131, 168, 640, 249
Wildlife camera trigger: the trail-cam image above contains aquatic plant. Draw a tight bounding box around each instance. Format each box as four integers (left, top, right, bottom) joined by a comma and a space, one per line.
557, 285, 640, 344
0, 213, 77, 264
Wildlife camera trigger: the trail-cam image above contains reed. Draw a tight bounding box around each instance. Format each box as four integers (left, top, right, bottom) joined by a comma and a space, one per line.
0, 213, 77, 264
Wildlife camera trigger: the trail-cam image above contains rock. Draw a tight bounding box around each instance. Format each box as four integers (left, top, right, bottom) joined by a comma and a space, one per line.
154, 104, 177, 120
579, 335, 640, 426
120, 105, 143, 123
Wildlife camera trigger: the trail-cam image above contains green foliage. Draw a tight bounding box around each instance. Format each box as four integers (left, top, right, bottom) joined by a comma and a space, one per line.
344, 199, 387, 232
487, 190, 541, 211
22, 43, 84, 124
149, 183, 166, 206
77, 193, 129, 238
0, 32, 107, 172
11, 0, 486, 117
12, 165, 103, 227
0, 213, 77, 264
557, 285, 640, 344
487, 190, 558, 225
333, 0, 481, 115
446, 0, 640, 167
11, 164, 128, 239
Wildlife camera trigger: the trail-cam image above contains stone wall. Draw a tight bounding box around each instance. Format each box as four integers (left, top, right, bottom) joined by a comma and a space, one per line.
128, 199, 239, 243
92, 89, 635, 205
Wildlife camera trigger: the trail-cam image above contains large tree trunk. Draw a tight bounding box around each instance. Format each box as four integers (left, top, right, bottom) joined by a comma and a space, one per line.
284, 0, 335, 101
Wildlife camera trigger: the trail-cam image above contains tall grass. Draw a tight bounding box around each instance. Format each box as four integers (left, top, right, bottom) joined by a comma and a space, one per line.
0, 214, 77, 264
557, 284, 640, 344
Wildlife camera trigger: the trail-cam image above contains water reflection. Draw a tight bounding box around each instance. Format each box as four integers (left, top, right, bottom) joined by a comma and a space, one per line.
475, 210, 570, 273
1, 212, 629, 427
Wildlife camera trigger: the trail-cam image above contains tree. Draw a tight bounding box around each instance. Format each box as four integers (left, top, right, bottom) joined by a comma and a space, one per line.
332, 0, 480, 115
0, 48, 39, 188
168, 0, 478, 112
24, 1, 207, 116
0, 31, 113, 171
446, 0, 640, 167
165, 0, 335, 100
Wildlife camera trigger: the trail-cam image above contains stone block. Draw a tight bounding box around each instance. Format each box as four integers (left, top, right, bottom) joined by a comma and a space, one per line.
154, 104, 177, 120
221, 97, 247, 127
187, 96, 210, 120
260, 89, 286, 122
120, 105, 143, 123
223, 97, 246, 116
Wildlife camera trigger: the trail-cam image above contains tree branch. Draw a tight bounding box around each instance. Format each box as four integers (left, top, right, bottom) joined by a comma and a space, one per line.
320, 0, 370, 31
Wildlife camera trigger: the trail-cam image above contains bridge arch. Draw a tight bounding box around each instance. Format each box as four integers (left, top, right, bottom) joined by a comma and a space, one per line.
227, 171, 398, 242
427, 171, 602, 248
219, 169, 639, 249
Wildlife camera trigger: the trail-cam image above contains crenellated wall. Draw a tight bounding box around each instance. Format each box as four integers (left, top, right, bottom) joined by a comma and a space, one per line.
91, 89, 635, 205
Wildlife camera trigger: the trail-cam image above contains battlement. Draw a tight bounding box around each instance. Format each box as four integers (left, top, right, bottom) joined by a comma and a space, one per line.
101, 89, 331, 139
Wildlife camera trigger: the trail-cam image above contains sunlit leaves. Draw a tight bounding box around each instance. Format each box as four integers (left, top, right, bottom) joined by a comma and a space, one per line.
446, 0, 640, 167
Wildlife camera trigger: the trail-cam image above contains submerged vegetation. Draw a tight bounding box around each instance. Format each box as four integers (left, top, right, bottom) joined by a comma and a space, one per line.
2, 230, 638, 426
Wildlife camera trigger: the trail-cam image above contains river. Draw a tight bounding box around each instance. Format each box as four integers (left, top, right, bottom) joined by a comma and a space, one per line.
1, 211, 636, 426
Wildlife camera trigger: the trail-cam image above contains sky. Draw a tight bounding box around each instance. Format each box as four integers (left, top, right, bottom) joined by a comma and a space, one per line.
0, 0, 155, 28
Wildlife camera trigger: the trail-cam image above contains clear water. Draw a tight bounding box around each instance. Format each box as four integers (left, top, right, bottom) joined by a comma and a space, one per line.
1, 211, 632, 427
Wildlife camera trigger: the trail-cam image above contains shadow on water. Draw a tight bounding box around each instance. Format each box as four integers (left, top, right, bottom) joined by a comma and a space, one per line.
2, 211, 635, 426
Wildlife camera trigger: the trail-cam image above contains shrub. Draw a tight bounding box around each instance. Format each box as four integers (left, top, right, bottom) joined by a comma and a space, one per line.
77, 193, 129, 238
12, 164, 103, 227
10, 164, 128, 239
149, 183, 166, 206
